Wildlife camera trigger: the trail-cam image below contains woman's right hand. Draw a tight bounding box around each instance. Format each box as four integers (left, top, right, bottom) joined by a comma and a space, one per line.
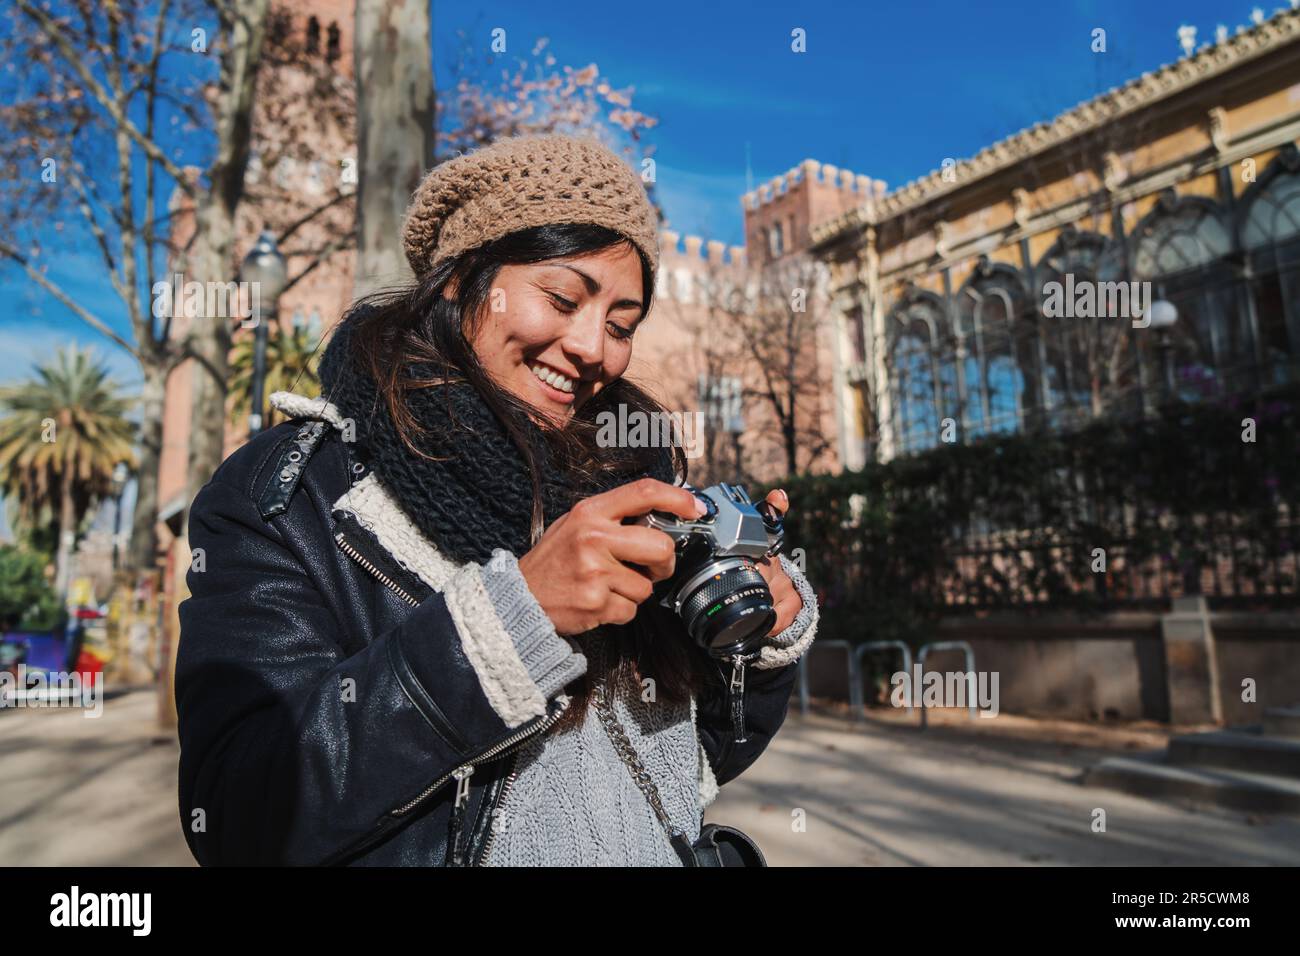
518, 478, 706, 636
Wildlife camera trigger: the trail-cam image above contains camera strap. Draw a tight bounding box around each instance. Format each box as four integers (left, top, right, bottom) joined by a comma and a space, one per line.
727, 655, 749, 744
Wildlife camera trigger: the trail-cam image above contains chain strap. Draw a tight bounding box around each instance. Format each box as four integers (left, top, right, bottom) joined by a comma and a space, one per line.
588, 638, 676, 835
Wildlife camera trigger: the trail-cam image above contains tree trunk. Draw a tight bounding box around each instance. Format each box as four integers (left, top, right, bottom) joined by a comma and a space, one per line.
185, 220, 236, 505
128, 363, 167, 575
55, 448, 76, 600
354, 0, 434, 299
184, 0, 270, 507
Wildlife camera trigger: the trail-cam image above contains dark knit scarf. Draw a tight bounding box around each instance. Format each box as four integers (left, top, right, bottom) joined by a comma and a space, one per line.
317, 309, 675, 567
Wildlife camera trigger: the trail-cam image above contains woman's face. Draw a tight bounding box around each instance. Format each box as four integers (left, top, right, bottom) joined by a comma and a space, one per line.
457, 243, 647, 424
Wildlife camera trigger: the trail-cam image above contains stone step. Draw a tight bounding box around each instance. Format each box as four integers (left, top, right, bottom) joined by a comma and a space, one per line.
1168, 730, 1300, 779
1084, 754, 1300, 815
1264, 706, 1300, 739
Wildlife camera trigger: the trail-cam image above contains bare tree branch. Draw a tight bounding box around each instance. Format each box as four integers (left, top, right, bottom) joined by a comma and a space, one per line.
14, 0, 198, 199
0, 239, 139, 357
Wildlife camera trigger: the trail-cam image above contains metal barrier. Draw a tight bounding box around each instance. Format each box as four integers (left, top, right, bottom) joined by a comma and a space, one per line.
853, 640, 914, 719
798, 640, 859, 718
915, 640, 978, 728
797, 639, 975, 727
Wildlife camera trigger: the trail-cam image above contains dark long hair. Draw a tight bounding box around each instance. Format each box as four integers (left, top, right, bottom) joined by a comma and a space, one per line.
335, 223, 709, 731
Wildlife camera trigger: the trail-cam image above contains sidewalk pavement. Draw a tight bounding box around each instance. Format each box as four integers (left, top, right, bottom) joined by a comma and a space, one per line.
707, 706, 1300, 865
4, 689, 1298, 866
0, 687, 193, 866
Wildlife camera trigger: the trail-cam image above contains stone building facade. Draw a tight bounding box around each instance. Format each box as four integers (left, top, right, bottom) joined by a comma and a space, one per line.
810, 9, 1300, 469
798, 10, 1300, 726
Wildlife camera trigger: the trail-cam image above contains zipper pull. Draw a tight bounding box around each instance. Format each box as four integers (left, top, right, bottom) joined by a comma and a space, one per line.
447, 764, 475, 866
728, 655, 748, 744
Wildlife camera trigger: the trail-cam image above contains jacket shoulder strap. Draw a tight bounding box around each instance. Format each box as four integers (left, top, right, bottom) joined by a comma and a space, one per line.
258, 420, 331, 519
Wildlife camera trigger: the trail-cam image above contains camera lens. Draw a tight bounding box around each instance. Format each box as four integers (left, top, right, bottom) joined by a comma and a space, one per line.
675, 558, 776, 658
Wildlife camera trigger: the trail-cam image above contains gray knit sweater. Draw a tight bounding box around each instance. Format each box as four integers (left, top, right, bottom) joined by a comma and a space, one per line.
476, 549, 819, 867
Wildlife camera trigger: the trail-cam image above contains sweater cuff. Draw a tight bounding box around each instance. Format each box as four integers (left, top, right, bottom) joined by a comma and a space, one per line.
753, 554, 819, 670
479, 548, 587, 699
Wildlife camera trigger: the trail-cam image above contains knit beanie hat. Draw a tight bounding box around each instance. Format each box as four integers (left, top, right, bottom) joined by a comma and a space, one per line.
401, 133, 660, 280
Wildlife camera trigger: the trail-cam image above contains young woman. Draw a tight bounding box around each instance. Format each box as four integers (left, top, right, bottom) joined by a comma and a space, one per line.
175, 133, 819, 867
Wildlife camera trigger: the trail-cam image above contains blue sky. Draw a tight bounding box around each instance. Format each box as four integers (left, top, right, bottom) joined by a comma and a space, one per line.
0, 0, 1280, 540
430, 0, 1274, 244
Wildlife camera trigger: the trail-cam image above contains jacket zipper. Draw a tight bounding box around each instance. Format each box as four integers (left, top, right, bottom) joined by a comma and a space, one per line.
406, 695, 569, 865
473, 752, 522, 866
336, 528, 570, 863
335, 532, 421, 606
395, 694, 569, 818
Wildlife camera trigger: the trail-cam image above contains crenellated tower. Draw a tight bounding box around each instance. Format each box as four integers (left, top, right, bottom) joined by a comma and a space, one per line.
743, 158, 885, 265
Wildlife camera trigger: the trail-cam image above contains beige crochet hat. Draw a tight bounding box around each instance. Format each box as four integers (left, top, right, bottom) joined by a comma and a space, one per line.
401, 133, 660, 280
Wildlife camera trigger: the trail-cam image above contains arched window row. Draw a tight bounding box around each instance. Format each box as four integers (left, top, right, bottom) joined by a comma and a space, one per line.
883, 145, 1300, 456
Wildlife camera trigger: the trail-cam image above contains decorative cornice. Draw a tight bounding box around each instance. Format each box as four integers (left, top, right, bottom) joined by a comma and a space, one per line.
1011, 187, 1032, 227
932, 221, 951, 259
1207, 106, 1230, 153
809, 7, 1300, 248
1102, 151, 1127, 192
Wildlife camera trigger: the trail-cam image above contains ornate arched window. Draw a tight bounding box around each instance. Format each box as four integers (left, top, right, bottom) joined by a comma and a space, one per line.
958, 258, 1031, 436
1239, 144, 1300, 383
1130, 190, 1237, 399
1034, 228, 1137, 422
1131, 194, 1231, 276
886, 288, 949, 454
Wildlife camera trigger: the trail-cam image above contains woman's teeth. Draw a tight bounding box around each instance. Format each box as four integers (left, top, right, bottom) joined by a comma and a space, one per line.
531, 363, 575, 394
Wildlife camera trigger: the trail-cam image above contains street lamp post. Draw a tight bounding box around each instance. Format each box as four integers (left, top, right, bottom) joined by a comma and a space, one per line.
110, 461, 129, 572
239, 231, 288, 439
1147, 299, 1179, 402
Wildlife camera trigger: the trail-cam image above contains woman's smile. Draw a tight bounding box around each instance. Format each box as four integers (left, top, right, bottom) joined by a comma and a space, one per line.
528, 358, 578, 402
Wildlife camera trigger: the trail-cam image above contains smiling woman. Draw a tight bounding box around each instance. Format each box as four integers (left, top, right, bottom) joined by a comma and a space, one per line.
174, 133, 819, 868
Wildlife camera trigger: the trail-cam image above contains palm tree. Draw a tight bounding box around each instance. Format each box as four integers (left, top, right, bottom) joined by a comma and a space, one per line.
0, 346, 137, 598
228, 318, 323, 431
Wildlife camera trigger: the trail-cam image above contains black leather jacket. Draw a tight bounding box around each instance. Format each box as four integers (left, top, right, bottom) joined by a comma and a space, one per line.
175, 413, 803, 866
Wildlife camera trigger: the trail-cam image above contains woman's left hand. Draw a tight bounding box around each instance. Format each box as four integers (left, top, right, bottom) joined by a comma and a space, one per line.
754, 488, 802, 637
